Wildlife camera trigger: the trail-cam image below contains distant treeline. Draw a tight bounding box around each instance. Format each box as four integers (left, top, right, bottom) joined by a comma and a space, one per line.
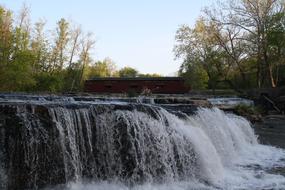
175, 0, 285, 91
0, 5, 160, 92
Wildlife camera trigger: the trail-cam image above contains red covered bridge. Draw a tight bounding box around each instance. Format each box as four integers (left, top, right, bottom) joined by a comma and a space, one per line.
84, 77, 190, 94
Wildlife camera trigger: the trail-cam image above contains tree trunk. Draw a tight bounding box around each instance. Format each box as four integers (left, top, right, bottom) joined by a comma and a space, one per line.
268, 64, 276, 87
257, 46, 262, 88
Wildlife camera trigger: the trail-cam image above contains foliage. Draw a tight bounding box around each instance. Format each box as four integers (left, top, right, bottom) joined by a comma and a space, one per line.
88, 58, 117, 77
0, 5, 165, 93
118, 67, 139, 78
0, 5, 96, 92
33, 72, 64, 92
179, 62, 209, 89
175, 0, 285, 90
138, 73, 161, 77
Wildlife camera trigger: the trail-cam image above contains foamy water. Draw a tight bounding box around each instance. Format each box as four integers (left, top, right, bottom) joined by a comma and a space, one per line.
0, 94, 284, 189
39, 107, 285, 190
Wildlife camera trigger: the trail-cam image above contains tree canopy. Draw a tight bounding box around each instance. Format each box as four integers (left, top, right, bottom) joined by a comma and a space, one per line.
118, 67, 139, 78
175, 0, 285, 90
0, 5, 162, 93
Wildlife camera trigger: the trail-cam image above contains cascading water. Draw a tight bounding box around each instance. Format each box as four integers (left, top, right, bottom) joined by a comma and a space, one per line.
0, 96, 285, 190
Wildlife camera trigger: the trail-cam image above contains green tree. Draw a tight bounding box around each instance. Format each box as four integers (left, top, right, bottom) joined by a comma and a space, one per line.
0, 5, 98, 93
0, 52, 36, 91
138, 73, 162, 77
0, 5, 36, 91
14, 4, 31, 52
0, 6, 13, 67
174, 21, 226, 91
179, 61, 209, 90
73, 32, 95, 91
175, 0, 285, 90
67, 25, 81, 69
31, 20, 50, 73
50, 18, 70, 72
88, 58, 117, 78
206, 0, 285, 87
118, 67, 138, 78
266, 11, 285, 86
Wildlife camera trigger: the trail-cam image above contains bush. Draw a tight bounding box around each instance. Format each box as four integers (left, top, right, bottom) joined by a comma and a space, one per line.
34, 72, 64, 92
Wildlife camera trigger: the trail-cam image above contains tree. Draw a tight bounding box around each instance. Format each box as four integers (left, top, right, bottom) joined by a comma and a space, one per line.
179, 62, 209, 89
0, 5, 98, 92
14, 4, 31, 52
138, 73, 162, 77
0, 6, 13, 67
68, 25, 81, 68
266, 11, 285, 86
3, 50, 36, 91
205, 0, 285, 87
0, 5, 36, 91
31, 19, 50, 73
50, 18, 70, 72
175, 0, 285, 90
174, 20, 228, 91
88, 58, 117, 78
118, 67, 138, 78
73, 32, 95, 91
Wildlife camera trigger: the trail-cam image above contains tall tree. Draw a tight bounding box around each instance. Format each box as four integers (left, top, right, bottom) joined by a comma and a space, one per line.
0, 6, 13, 66
51, 18, 70, 71
206, 0, 285, 87
68, 25, 81, 68
174, 20, 229, 91
31, 20, 50, 72
14, 3, 31, 52
0, 5, 99, 92
71, 32, 95, 91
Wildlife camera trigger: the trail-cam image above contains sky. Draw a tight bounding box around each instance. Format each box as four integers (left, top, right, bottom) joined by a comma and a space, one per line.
1, 0, 215, 76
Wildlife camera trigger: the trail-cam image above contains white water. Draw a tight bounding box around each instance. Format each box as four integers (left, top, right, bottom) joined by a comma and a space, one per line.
41, 107, 285, 190
208, 98, 254, 107
1, 98, 285, 189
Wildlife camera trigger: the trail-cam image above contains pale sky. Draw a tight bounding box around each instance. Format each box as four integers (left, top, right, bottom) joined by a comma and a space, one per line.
1, 0, 215, 76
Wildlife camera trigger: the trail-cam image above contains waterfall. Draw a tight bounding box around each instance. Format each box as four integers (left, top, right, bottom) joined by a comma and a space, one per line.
0, 99, 285, 190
